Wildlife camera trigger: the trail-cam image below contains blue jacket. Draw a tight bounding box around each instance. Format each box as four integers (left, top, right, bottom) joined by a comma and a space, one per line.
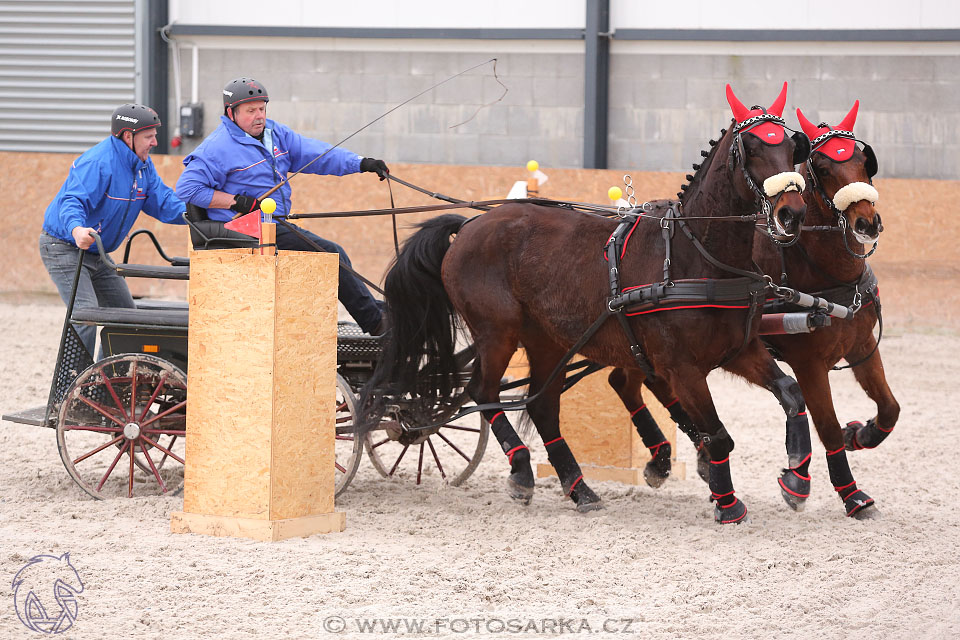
176, 116, 362, 222
42, 136, 186, 253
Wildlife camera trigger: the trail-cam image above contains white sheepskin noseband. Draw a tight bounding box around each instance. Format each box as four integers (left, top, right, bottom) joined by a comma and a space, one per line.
833, 182, 879, 212
763, 172, 805, 197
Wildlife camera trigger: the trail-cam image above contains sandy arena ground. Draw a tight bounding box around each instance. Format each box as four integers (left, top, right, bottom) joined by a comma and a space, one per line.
1, 297, 959, 639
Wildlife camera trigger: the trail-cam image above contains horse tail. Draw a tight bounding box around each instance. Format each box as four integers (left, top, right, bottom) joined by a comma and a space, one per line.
360, 213, 468, 427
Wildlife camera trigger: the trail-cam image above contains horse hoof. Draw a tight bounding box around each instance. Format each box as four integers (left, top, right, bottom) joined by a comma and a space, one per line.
852, 504, 881, 520
570, 483, 603, 513
714, 499, 748, 524
643, 464, 670, 489
778, 469, 810, 512
843, 421, 864, 451
843, 489, 876, 518
507, 475, 534, 506
696, 445, 710, 484
643, 444, 672, 488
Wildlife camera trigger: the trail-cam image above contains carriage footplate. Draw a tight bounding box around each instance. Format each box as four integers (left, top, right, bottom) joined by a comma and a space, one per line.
337, 321, 384, 361
1, 406, 52, 428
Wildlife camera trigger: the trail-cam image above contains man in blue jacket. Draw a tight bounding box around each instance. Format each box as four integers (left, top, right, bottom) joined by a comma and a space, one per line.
40, 104, 186, 357
176, 77, 389, 335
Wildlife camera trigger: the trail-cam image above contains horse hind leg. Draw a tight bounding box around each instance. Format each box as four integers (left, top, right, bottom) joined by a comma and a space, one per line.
608, 368, 672, 488
641, 374, 711, 484
466, 340, 535, 505
526, 339, 602, 513
843, 342, 900, 452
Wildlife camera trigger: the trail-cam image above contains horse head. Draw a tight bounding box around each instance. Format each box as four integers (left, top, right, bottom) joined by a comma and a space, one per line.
797, 101, 882, 248
726, 82, 808, 244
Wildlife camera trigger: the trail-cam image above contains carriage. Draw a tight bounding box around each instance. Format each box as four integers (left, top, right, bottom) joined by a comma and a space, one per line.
1, 223, 494, 500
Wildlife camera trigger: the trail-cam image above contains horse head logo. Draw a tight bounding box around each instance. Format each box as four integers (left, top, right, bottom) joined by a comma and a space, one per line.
12, 552, 85, 634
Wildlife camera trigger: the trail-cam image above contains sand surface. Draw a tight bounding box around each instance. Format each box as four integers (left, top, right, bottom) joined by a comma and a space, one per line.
1, 299, 958, 639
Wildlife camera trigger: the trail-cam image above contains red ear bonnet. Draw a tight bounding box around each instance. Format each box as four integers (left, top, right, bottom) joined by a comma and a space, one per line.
726, 82, 787, 144
797, 100, 859, 162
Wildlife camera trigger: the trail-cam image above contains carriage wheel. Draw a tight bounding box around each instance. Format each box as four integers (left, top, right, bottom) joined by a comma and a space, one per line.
363, 413, 489, 487
334, 374, 363, 496
56, 354, 187, 500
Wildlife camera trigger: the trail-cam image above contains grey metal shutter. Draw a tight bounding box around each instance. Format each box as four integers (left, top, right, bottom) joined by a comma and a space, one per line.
0, 0, 136, 153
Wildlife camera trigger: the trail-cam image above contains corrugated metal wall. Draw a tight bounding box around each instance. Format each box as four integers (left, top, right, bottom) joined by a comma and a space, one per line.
0, 0, 136, 153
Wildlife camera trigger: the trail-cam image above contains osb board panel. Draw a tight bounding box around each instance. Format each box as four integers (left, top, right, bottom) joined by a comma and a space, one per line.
184, 250, 277, 519
4, 150, 958, 329
171, 510, 345, 542
270, 251, 339, 519
559, 367, 674, 469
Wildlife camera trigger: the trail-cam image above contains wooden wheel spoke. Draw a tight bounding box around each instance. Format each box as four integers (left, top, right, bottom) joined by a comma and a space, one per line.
96, 442, 129, 491
436, 431, 471, 463
426, 437, 446, 479
140, 436, 185, 465
127, 440, 135, 497
97, 366, 129, 422
371, 437, 392, 450
335, 461, 346, 474
387, 444, 410, 476
416, 442, 425, 485
335, 401, 347, 412
335, 434, 355, 441
77, 397, 127, 428
64, 423, 123, 434
129, 360, 138, 424
138, 371, 170, 422
141, 428, 187, 436
72, 434, 125, 465
157, 435, 177, 467
138, 440, 167, 493
140, 400, 186, 428
335, 416, 353, 424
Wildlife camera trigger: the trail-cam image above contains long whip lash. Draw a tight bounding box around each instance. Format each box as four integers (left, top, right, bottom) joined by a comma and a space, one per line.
245, 58, 505, 213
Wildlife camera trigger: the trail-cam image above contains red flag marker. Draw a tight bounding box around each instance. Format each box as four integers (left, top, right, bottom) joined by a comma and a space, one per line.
224, 211, 261, 239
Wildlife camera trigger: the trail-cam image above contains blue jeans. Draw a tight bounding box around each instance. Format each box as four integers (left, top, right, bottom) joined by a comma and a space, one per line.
39, 232, 135, 358
276, 224, 383, 333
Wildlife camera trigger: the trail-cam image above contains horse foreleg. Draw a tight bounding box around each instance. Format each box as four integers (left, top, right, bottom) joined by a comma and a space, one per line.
525, 342, 602, 512
723, 339, 812, 510
790, 360, 878, 519
667, 366, 748, 524
844, 340, 901, 452
466, 341, 535, 505
607, 368, 673, 488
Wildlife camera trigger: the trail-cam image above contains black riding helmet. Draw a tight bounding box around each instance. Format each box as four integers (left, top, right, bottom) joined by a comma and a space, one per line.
223, 77, 269, 115
111, 104, 161, 138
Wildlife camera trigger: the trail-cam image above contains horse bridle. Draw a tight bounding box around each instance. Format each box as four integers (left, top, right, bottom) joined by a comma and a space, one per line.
729, 112, 808, 248
802, 128, 881, 260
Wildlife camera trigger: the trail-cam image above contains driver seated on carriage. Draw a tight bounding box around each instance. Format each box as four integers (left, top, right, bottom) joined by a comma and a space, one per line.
175, 77, 391, 336
39, 104, 187, 358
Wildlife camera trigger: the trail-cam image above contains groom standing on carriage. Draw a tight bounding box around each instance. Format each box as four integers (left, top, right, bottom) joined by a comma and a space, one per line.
175, 77, 391, 336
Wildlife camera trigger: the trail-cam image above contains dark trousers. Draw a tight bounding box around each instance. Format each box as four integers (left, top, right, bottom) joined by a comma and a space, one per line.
276, 223, 382, 333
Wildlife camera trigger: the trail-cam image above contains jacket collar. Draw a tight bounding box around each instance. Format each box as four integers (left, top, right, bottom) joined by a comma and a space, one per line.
108, 134, 146, 172
220, 115, 273, 146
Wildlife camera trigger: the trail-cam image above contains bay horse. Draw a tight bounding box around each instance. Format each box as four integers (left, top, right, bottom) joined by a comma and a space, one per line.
751, 101, 895, 518
366, 83, 809, 524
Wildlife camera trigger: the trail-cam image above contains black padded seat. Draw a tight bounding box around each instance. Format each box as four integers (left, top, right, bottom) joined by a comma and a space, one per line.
116, 263, 190, 280
71, 306, 188, 329
185, 203, 260, 250
135, 299, 188, 311
337, 322, 383, 361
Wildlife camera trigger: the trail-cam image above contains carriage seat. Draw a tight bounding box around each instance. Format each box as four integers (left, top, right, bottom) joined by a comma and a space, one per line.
184, 203, 261, 251
336, 322, 383, 361
70, 306, 189, 330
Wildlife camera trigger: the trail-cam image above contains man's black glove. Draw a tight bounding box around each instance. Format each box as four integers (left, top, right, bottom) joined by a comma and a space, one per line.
230, 194, 260, 214
360, 157, 390, 181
